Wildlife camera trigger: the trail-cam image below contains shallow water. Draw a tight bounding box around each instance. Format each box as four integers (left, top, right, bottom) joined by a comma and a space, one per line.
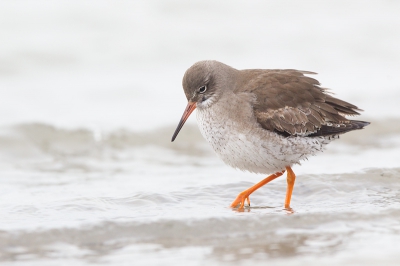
1, 122, 400, 265
1, 1, 400, 265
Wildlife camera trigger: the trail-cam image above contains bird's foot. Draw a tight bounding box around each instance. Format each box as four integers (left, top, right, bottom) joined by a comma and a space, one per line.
284, 205, 294, 214
230, 191, 251, 210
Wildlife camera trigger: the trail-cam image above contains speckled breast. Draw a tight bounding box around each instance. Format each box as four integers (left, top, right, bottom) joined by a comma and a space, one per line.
195, 95, 332, 174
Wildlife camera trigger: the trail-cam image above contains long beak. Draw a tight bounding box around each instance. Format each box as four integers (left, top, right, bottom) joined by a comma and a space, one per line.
171, 101, 197, 142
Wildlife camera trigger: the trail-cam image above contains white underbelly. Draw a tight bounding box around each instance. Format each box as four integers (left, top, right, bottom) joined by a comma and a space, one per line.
196, 106, 332, 174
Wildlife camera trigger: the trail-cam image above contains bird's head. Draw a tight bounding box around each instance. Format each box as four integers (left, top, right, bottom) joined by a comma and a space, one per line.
171, 60, 237, 142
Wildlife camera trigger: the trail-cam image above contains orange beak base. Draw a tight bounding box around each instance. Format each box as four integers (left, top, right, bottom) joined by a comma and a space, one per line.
171, 101, 197, 142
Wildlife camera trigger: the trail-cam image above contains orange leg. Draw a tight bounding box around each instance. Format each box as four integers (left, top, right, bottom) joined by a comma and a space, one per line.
284, 166, 296, 209
230, 170, 285, 209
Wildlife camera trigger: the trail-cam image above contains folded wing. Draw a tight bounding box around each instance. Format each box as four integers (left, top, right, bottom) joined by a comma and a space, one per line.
240, 69, 367, 136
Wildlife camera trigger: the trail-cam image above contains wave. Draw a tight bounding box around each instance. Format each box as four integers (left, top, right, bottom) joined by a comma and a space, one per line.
2, 193, 400, 263
0, 119, 398, 159
0, 123, 210, 159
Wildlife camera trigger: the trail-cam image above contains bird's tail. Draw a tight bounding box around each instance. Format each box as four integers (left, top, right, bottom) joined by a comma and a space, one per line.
309, 120, 370, 137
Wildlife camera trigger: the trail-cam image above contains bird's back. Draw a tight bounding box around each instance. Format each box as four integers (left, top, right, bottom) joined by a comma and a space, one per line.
235, 69, 369, 137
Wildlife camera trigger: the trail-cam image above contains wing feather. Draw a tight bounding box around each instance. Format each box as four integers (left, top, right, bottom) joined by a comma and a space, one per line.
239, 69, 364, 136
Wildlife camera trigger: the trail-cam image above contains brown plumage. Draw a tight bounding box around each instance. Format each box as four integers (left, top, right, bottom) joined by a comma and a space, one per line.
236, 69, 367, 137
171, 60, 370, 210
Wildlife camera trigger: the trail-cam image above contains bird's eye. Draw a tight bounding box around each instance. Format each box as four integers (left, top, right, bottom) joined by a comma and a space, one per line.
198, 86, 207, 94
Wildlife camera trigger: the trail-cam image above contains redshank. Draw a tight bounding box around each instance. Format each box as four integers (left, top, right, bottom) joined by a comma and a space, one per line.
171, 60, 369, 210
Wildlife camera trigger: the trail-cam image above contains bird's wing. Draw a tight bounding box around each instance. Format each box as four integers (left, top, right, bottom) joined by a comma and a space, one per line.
241, 69, 362, 136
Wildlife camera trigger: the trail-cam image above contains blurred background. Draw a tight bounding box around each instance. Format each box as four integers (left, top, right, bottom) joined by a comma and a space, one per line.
1, 0, 399, 129
1, 1, 400, 265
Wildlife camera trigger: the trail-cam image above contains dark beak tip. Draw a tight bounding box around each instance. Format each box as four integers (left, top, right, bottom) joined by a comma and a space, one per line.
171, 101, 196, 144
